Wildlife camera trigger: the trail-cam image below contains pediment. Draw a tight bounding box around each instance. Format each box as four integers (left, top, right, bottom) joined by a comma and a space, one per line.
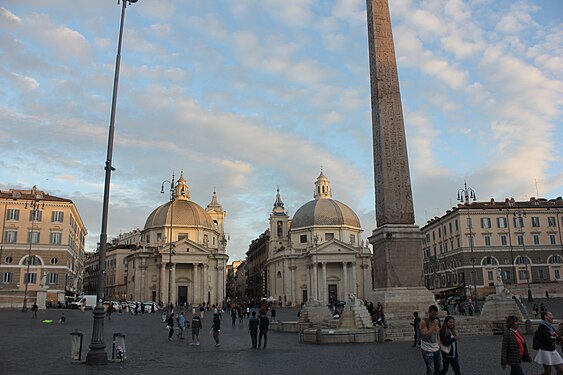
158, 238, 211, 256
314, 239, 357, 254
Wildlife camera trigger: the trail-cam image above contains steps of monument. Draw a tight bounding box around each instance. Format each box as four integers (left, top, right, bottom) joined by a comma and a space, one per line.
382, 318, 495, 342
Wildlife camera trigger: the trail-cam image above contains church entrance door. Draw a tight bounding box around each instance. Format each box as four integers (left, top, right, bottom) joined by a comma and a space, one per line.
178, 286, 188, 306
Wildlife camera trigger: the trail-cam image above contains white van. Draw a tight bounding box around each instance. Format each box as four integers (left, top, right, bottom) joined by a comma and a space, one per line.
72, 295, 98, 310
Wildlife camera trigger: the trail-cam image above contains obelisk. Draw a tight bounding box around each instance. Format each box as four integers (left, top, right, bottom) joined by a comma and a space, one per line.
366, 0, 434, 319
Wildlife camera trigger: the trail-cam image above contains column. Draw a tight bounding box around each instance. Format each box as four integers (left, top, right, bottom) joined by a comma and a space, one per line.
140, 258, 147, 301
290, 265, 296, 305
159, 264, 166, 304
321, 262, 327, 303
362, 264, 370, 299
351, 261, 357, 295
171, 263, 176, 306
193, 263, 199, 304
306, 265, 311, 301
203, 264, 209, 304
313, 263, 319, 300
342, 262, 348, 298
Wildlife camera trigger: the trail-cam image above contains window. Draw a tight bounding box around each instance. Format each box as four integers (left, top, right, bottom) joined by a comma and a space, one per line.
203, 234, 209, 246
50, 257, 58, 265
3, 230, 17, 243
514, 216, 524, 228
517, 235, 524, 245
300, 234, 307, 244
531, 217, 540, 227
484, 235, 491, 246
29, 210, 42, 222
444, 241, 448, 252
515, 256, 529, 265
481, 217, 492, 229
456, 237, 460, 248
47, 273, 58, 284
349, 234, 355, 244
178, 233, 188, 240
51, 211, 64, 222
533, 235, 540, 245
497, 217, 507, 228
6, 209, 19, 221
50, 232, 62, 245
325, 233, 334, 241
538, 269, 545, 280
2, 272, 13, 283
438, 228, 442, 238
5, 256, 13, 264
556, 270, 561, 280
156, 233, 162, 242
450, 239, 454, 250
432, 231, 435, 241
501, 235, 507, 246
519, 270, 528, 280
548, 256, 563, 264
550, 235, 557, 245
455, 219, 459, 232
24, 273, 37, 284
468, 235, 474, 247
27, 231, 40, 244
467, 218, 473, 229
483, 256, 498, 265
277, 221, 283, 237
26, 256, 41, 266
487, 271, 494, 280
449, 222, 453, 234
548, 217, 557, 227
504, 270, 512, 281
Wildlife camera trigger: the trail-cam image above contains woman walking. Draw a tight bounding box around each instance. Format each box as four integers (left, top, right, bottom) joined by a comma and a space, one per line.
212, 313, 221, 347
501, 315, 531, 375
534, 311, 563, 375
439, 316, 461, 375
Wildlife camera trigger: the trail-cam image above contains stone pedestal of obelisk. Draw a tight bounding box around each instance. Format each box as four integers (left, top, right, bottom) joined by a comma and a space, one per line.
366, 0, 435, 320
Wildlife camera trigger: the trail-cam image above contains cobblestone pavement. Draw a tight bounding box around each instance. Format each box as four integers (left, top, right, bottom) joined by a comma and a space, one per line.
0, 305, 556, 375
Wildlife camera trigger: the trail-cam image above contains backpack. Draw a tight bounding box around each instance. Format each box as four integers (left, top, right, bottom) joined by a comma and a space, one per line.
532, 330, 540, 350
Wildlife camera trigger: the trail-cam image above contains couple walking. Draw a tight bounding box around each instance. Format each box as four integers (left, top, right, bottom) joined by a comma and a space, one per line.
248, 311, 270, 349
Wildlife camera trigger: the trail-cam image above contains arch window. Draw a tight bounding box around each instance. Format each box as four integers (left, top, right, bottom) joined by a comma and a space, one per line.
515, 256, 531, 265
548, 255, 563, 264
481, 256, 499, 266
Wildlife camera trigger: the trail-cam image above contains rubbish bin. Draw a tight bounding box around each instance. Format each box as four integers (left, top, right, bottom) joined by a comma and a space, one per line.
70, 330, 83, 362
112, 333, 127, 361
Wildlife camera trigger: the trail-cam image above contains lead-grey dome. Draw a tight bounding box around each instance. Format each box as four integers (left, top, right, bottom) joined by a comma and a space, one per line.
144, 199, 215, 231
291, 199, 361, 229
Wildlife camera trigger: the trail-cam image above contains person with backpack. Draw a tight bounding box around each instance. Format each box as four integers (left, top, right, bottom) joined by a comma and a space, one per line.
439, 316, 461, 375
501, 315, 531, 374
533, 311, 563, 374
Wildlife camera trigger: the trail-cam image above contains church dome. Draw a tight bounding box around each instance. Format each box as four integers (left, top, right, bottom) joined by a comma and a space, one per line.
143, 199, 215, 231
291, 198, 361, 229
291, 171, 361, 229
143, 173, 215, 231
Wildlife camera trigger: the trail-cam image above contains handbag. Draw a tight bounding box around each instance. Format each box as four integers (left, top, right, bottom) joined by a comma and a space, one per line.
440, 343, 451, 354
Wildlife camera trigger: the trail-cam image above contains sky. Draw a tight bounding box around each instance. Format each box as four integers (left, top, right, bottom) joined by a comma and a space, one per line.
0, 0, 561, 262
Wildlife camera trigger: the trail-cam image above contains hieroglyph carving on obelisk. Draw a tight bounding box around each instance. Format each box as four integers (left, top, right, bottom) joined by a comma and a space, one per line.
366, 0, 415, 227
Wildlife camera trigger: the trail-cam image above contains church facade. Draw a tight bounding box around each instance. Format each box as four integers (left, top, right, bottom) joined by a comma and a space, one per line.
124, 174, 228, 307
266, 172, 372, 306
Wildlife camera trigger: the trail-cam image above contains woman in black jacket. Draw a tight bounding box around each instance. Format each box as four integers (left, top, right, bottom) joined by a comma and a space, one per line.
534, 311, 563, 374
439, 316, 461, 375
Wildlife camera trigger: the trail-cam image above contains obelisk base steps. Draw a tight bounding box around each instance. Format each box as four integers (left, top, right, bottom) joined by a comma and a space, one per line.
368, 287, 436, 320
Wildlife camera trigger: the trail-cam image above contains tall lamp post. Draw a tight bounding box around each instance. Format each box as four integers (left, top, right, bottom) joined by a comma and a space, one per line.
22, 185, 44, 312
514, 207, 532, 302
457, 181, 477, 312
161, 173, 177, 314
86, 0, 138, 366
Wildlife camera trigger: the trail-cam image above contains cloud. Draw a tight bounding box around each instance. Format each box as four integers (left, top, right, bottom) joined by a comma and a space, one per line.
0, 6, 22, 26
9, 72, 39, 91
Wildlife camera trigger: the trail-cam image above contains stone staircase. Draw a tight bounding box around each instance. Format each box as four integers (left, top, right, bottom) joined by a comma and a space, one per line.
338, 305, 373, 330
382, 316, 495, 342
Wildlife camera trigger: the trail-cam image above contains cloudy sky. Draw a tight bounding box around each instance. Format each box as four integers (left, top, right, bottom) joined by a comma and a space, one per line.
1, 0, 561, 261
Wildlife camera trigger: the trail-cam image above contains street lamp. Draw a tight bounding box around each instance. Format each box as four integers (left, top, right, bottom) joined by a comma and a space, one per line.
514, 208, 532, 302
86, 0, 137, 366
161, 172, 177, 314
22, 185, 44, 312
457, 181, 477, 312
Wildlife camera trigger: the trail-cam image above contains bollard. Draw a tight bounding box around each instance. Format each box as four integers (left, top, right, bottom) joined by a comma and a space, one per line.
112, 333, 127, 362
70, 329, 83, 362
525, 319, 533, 334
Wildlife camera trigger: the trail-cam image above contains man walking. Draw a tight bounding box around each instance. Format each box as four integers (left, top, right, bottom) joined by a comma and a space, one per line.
190, 312, 201, 346
420, 305, 442, 375
249, 311, 259, 348
258, 312, 270, 349
31, 303, 38, 319
177, 312, 186, 340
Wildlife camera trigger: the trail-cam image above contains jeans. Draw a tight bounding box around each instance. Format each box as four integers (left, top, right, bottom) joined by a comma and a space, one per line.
258, 330, 268, 348
440, 356, 460, 375
250, 330, 258, 348
422, 349, 443, 375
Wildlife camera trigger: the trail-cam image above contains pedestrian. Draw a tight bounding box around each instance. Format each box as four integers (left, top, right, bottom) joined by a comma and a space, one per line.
533, 303, 539, 318
177, 312, 186, 340
501, 315, 531, 375
534, 311, 563, 374
410, 311, 421, 348
211, 313, 221, 347
190, 312, 201, 346
31, 303, 38, 319
59, 313, 66, 324
167, 313, 174, 341
439, 316, 461, 375
200, 304, 205, 319
540, 303, 547, 314
420, 305, 442, 375
231, 307, 237, 326
258, 312, 270, 349
249, 311, 259, 348
546, 291, 550, 299
106, 302, 113, 320
134, 302, 139, 315
141, 302, 145, 314
271, 306, 277, 322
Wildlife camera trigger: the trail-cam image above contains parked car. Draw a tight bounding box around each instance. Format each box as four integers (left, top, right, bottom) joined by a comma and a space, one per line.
143, 302, 158, 313
103, 301, 122, 312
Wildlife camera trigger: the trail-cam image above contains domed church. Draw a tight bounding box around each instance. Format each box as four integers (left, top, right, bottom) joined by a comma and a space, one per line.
266, 171, 372, 306
125, 174, 228, 307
